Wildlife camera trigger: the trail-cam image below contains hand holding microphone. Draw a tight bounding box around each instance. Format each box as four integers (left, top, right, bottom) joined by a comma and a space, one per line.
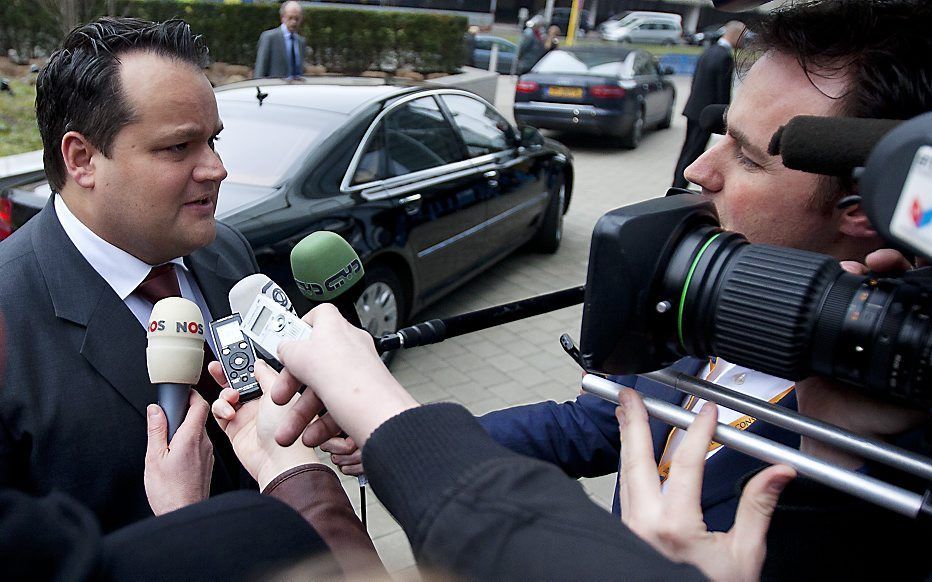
208, 361, 322, 490
144, 297, 214, 515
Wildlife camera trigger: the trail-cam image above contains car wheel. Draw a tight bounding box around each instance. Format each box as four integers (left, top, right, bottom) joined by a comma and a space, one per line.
530, 173, 565, 254
355, 265, 406, 365
658, 101, 673, 129
620, 108, 645, 149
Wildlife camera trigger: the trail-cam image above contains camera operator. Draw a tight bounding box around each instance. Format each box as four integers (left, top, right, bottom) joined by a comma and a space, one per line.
327, 0, 932, 541
214, 303, 795, 580
480, 0, 931, 527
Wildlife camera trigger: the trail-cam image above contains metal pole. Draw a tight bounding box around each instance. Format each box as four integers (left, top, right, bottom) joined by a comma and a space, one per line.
489, 43, 500, 74
644, 369, 932, 482
581, 374, 928, 519
565, 0, 582, 47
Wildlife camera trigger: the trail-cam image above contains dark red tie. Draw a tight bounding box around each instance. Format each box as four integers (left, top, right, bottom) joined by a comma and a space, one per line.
134, 264, 218, 402
134, 264, 247, 490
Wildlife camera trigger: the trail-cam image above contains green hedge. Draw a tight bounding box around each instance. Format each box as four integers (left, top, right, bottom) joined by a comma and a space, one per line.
0, 1, 467, 74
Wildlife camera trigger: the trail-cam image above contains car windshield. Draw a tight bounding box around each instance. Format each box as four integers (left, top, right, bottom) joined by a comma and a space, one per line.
214, 101, 346, 187
532, 50, 632, 77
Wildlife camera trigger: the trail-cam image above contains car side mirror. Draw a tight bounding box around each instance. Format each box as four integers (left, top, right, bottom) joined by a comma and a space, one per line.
518, 125, 544, 148
662, 65, 675, 76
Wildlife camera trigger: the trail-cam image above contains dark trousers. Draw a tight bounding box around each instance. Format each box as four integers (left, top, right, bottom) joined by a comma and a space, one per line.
672, 118, 711, 189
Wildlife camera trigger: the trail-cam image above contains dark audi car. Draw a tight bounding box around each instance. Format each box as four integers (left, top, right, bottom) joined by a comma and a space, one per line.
1, 78, 573, 340
514, 47, 676, 148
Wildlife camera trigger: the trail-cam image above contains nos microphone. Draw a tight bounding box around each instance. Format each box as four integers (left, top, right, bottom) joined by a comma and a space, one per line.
290, 231, 365, 328
146, 297, 205, 440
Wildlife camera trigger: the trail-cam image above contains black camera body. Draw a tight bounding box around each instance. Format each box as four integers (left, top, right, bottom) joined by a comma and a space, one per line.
581, 113, 932, 411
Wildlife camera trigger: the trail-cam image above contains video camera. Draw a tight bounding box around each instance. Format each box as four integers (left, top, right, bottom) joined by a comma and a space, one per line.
580, 112, 932, 411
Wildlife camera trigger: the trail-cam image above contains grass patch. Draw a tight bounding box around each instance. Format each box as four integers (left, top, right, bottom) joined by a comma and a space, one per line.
0, 79, 41, 157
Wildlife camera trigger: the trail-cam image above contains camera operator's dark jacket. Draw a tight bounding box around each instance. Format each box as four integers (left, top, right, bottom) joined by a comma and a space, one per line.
364, 403, 706, 580
479, 357, 801, 532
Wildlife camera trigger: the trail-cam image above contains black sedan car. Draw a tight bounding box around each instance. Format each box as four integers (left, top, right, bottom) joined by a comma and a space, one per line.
1, 78, 573, 341
513, 47, 676, 148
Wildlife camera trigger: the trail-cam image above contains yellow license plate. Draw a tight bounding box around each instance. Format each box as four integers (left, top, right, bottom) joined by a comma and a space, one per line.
547, 86, 583, 98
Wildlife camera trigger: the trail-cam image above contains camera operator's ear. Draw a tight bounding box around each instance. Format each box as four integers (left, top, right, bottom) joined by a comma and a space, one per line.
61, 131, 97, 190
838, 202, 878, 240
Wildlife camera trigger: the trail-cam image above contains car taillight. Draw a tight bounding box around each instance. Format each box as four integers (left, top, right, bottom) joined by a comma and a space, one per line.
515, 80, 539, 93
590, 85, 626, 98
0, 198, 12, 241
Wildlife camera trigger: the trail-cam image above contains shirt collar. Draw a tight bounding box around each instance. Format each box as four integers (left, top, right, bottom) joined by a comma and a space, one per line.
717, 37, 733, 50
280, 23, 292, 38
54, 194, 187, 301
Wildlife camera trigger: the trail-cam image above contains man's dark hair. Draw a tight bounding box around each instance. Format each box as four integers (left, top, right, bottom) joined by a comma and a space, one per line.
36, 17, 209, 192
749, 0, 932, 210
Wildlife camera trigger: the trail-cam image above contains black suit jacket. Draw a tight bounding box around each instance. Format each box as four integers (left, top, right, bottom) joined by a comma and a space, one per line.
682, 42, 734, 121
0, 199, 259, 532
1, 488, 333, 581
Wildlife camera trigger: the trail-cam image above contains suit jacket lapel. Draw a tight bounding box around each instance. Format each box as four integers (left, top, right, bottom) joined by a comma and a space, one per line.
32, 200, 154, 418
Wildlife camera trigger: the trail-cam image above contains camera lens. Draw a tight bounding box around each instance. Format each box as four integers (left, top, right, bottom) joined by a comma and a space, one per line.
664, 231, 932, 408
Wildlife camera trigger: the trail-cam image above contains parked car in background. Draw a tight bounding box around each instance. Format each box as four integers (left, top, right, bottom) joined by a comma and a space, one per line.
600, 11, 683, 45
528, 8, 593, 34
514, 47, 676, 149
472, 35, 518, 74
1, 78, 574, 345
685, 24, 725, 46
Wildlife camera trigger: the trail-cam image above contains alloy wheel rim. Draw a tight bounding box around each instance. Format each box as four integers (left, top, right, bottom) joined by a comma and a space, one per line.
356, 281, 399, 338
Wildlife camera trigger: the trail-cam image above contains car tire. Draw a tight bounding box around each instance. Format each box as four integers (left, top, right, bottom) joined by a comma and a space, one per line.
658, 101, 673, 129
530, 173, 565, 254
619, 108, 645, 149
355, 264, 406, 365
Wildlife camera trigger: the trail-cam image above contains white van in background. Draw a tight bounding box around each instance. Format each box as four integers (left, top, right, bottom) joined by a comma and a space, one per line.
600, 12, 683, 45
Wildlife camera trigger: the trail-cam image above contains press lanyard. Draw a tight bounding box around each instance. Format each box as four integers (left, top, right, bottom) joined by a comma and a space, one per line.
656, 358, 794, 482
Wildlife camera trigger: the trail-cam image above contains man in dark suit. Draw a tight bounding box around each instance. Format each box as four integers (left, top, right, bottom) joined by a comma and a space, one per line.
672, 21, 744, 189
0, 18, 257, 532
254, 1, 306, 79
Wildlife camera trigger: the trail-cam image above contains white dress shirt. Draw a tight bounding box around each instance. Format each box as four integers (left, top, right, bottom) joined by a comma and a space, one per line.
54, 194, 218, 356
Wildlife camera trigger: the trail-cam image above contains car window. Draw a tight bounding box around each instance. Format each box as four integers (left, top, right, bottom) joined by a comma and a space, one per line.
533, 50, 633, 77
475, 38, 492, 51
214, 101, 346, 187
352, 125, 387, 185
441, 94, 514, 158
633, 52, 652, 76
372, 96, 464, 180
495, 39, 516, 54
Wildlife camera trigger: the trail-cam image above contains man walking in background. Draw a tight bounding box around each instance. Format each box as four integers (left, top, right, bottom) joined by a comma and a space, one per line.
254, 1, 306, 79
672, 20, 745, 188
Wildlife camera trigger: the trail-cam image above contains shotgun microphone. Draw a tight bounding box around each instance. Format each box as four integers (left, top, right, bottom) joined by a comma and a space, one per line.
377, 285, 585, 352
146, 297, 205, 440
769, 115, 902, 177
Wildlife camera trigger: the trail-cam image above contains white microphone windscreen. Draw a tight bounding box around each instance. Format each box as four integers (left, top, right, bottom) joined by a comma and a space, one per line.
146, 297, 205, 384
229, 273, 295, 316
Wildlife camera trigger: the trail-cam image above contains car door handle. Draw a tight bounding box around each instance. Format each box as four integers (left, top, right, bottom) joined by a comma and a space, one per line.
483, 170, 499, 179
398, 193, 422, 215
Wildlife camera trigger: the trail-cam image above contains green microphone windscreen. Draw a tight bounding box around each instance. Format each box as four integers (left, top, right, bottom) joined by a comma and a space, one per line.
290, 231, 365, 302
